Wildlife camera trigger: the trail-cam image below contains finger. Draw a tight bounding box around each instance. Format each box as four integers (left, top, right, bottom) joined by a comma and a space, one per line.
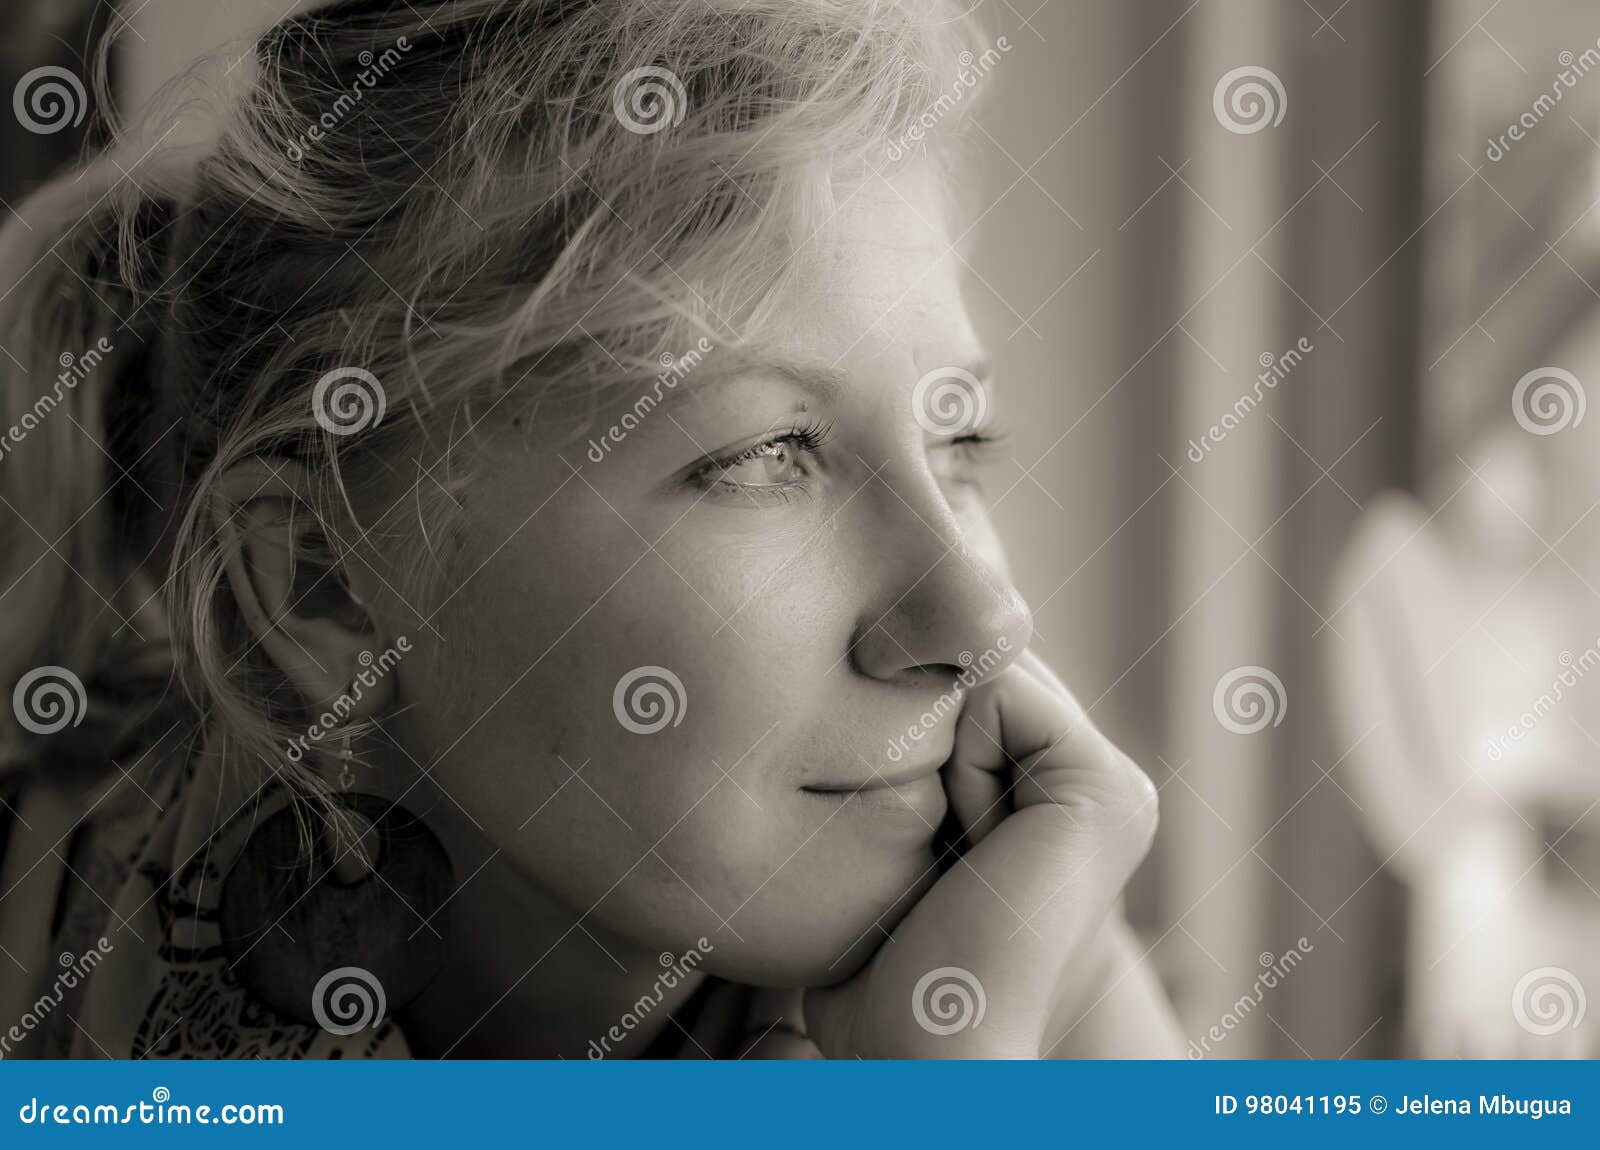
740, 987, 820, 1059
1018, 645, 1072, 698
944, 651, 1134, 843
943, 654, 1058, 846
962, 656, 1156, 905
942, 704, 1008, 848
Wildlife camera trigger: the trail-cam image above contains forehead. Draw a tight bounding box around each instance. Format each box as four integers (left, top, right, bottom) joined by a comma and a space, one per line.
767, 166, 977, 363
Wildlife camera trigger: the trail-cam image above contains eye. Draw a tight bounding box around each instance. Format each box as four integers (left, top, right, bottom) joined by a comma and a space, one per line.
688, 419, 833, 501
929, 420, 1010, 490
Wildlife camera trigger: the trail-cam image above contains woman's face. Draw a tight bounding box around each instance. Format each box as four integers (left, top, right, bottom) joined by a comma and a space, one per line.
393, 165, 1033, 985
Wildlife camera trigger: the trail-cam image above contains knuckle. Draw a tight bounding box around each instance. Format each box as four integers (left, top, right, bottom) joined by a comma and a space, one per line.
1035, 750, 1156, 832
1105, 755, 1160, 848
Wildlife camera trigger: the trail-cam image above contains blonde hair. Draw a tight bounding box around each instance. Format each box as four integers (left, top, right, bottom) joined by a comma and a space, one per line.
0, 0, 982, 797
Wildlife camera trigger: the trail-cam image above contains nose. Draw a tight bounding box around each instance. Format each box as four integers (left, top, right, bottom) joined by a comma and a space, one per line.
851, 495, 1033, 686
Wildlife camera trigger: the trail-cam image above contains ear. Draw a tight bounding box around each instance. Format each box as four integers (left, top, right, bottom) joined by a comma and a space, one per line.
214, 456, 394, 721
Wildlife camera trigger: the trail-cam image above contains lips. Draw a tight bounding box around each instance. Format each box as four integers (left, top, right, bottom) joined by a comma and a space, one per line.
800, 757, 946, 795
802, 770, 949, 823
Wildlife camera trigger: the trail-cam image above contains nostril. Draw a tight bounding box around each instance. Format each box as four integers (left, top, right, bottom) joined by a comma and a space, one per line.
851, 545, 1033, 683
871, 664, 962, 703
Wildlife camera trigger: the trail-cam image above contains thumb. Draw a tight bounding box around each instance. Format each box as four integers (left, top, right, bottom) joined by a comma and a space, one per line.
946, 648, 1156, 844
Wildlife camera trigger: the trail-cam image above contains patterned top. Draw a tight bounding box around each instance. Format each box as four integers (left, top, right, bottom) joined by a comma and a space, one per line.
0, 721, 406, 1059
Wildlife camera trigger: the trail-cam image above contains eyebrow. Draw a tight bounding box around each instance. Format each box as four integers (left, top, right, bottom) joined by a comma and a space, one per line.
752, 357, 854, 400
647, 349, 994, 410
644, 351, 853, 413
951, 356, 993, 385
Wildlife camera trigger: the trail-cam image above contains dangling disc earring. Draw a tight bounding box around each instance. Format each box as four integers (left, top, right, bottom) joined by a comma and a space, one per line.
220, 720, 455, 1031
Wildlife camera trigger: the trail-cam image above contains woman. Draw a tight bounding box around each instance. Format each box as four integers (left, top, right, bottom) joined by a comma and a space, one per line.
0, 0, 1180, 1058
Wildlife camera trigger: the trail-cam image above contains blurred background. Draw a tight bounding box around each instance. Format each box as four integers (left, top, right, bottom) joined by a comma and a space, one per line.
6, 0, 1598, 1058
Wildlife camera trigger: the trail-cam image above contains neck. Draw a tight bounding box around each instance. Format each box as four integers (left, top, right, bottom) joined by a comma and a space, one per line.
397, 850, 705, 1058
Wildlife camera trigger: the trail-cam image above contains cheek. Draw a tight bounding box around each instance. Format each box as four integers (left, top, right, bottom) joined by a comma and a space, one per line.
396, 493, 932, 977
400, 496, 855, 894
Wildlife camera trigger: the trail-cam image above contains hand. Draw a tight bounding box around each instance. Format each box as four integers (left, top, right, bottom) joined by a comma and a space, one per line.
804, 648, 1161, 1058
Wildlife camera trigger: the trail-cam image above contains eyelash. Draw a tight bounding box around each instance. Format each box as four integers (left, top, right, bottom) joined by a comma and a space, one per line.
688, 418, 835, 500
686, 417, 1009, 502
941, 422, 1010, 465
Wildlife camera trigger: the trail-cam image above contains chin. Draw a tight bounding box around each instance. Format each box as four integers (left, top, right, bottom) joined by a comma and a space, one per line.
705, 861, 941, 987
701, 933, 877, 988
